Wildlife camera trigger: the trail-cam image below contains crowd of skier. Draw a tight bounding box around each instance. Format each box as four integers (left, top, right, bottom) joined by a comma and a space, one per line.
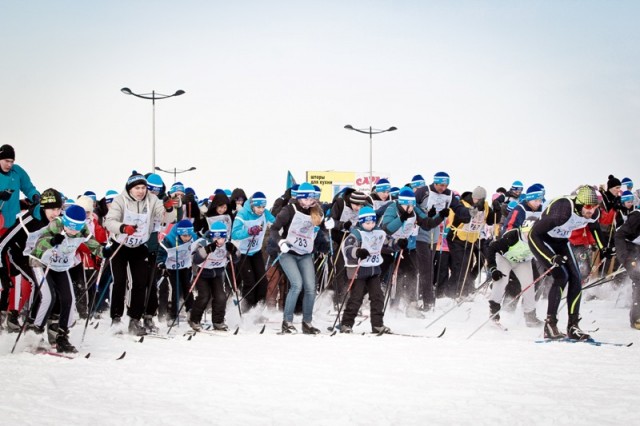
1, 142, 639, 353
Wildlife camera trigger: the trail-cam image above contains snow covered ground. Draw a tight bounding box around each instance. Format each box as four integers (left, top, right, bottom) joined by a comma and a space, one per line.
1, 281, 638, 426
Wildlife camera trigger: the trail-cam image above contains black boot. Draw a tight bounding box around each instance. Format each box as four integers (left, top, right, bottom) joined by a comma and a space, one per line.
128, 318, 147, 336
567, 314, 590, 341
302, 322, 320, 335
544, 315, 565, 339
47, 321, 59, 345
55, 328, 78, 353
489, 301, 501, 322
6, 310, 21, 332
143, 315, 159, 334
281, 321, 297, 334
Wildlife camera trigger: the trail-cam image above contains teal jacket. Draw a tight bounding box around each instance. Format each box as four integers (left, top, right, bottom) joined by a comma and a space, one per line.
0, 164, 39, 229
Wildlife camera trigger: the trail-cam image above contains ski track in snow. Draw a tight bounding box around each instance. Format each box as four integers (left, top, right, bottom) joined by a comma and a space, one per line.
1, 285, 639, 425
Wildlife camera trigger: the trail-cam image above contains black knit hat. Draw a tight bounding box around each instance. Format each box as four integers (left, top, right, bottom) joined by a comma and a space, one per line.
40, 188, 63, 209
607, 175, 621, 190
0, 144, 15, 160
125, 170, 147, 192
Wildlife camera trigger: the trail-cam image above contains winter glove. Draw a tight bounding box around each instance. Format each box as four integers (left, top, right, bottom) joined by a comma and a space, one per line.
225, 242, 237, 255
396, 238, 408, 250
102, 245, 113, 259
551, 254, 567, 267
398, 207, 411, 222
600, 246, 616, 259
204, 243, 217, 254
32, 193, 41, 205
343, 221, 352, 231
163, 196, 174, 211
355, 248, 370, 260
324, 217, 335, 230
278, 239, 290, 254
50, 234, 65, 246
248, 225, 262, 236
120, 224, 137, 236
439, 208, 450, 219
490, 267, 505, 282
427, 206, 437, 218
0, 189, 13, 201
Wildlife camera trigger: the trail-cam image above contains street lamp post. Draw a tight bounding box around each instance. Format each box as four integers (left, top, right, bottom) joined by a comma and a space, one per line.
155, 166, 197, 183
344, 124, 397, 191
121, 87, 185, 171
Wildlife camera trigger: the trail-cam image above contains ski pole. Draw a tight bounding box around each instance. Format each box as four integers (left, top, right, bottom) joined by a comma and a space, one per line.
556, 258, 607, 315
424, 275, 493, 332
466, 265, 555, 339
228, 253, 243, 318
81, 243, 124, 343
382, 250, 403, 315
11, 264, 51, 354
328, 261, 362, 332
167, 257, 210, 334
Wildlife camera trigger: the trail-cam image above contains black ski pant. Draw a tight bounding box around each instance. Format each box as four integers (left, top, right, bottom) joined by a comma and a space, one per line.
239, 252, 267, 311
416, 241, 436, 308
433, 250, 453, 298
448, 238, 477, 298
341, 273, 384, 331
190, 269, 228, 324
110, 244, 157, 320
33, 268, 74, 329
166, 268, 193, 320
531, 238, 582, 317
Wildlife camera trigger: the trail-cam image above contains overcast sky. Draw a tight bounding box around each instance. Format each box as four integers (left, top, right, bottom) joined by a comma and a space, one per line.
2, 1, 639, 203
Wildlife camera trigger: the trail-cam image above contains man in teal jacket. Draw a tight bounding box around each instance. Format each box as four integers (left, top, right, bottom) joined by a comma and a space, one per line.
0, 144, 40, 234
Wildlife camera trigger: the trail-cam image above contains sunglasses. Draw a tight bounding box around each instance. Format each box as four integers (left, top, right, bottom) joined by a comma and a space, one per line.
582, 204, 598, 210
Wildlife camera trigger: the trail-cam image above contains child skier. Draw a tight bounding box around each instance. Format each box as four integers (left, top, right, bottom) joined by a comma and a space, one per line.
340, 206, 390, 334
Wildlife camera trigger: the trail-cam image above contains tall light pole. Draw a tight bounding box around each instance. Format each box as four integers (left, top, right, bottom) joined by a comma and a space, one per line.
121, 87, 185, 171
155, 166, 197, 183
344, 124, 397, 191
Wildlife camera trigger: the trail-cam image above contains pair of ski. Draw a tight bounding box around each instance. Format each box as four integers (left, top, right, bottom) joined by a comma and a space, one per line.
535, 337, 633, 347
328, 327, 447, 338
183, 325, 246, 340
34, 347, 126, 360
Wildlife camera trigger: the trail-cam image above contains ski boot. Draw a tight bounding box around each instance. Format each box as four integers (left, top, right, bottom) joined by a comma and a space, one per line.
213, 323, 229, 331
302, 322, 321, 335
339, 324, 353, 334
188, 320, 202, 331
489, 301, 501, 322
128, 318, 147, 336
55, 328, 78, 353
47, 321, 59, 345
543, 315, 566, 339
524, 310, 543, 327
143, 315, 159, 334
281, 321, 297, 334
6, 310, 21, 333
567, 314, 590, 341
373, 325, 391, 334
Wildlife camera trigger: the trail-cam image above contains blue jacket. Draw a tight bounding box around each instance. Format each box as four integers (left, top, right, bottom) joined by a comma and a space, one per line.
231, 200, 275, 255
157, 223, 198, 266
0, 164, 39, 229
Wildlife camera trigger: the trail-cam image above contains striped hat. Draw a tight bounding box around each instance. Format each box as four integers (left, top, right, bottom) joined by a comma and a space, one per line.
105, 190, 118, 204
176, 219, 194, 236
169, 182, 185, 194
349, 191, 367, 206
524, 184, 544, 201
296, 182, 315, 199
622, 177, 633, 189
510, 180, 524, 192
621, 190, 634, 203
146, 173, 164, 193
207, 220, 228, 240
397, 187, 416, 206
410, 174, 425, 189
125, 170, 147, 192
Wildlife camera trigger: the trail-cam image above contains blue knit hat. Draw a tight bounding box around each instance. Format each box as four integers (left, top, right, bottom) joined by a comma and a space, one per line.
524, 184, 544, 201
621, 190, 634, 203
358, 206, 376, 223
169, 182, 185, 194
433, 172, 450, 185
290, 184, 300, 198
105, 190, 118, 204
622, 177, 633, 189
398, 187, 416, 206
375, 179, 391, 192
207, 220, 228, 240
175, 219, 194, 236
62, 204, 87, 231
389, 187, 400, 199
251, 191, 267, 207
506, 200, 518, 212
410, 174, 425, 189
312, 185, 321, 199
224, 189, 232, 197
146, 173, 164, 193
296, 182, 314, 199
83, 191, 97, 202
510, 180, 524, 192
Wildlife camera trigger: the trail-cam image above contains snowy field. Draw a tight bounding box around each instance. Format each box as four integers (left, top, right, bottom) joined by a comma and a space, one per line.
1, 281, 638, 426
